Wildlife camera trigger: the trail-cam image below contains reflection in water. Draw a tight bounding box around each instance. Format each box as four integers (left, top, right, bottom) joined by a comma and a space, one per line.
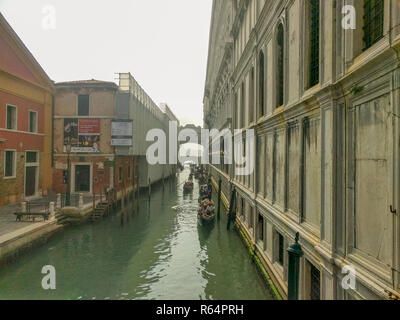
0, 169, 272, 300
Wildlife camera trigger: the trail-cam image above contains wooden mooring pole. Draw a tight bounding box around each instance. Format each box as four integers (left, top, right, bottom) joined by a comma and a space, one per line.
227, 186, 236, 230
148, 178, 151, 199
217, 178, 222, 221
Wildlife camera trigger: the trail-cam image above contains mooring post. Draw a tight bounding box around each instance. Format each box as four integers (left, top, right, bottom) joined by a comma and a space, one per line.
21, 201, 27, 214
56, 193, 61, 209
148, 178, 151, 199
227, 186, 236, 230
121, 187, 125, 213
217, 178, 222, 221
287, 232, 304, 300
49, 202, 55, 218
79, 193, 84, 208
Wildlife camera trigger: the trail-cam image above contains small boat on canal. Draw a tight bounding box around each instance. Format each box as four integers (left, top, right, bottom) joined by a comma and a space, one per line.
198, 184, 210, 203
198, 199, 215, 225
183, 180, 194, 193
198, 173, 207, 184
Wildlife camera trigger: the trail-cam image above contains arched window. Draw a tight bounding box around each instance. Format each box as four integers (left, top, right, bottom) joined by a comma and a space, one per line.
235, 92, 239, 129
249, 67, 254, 123
241, 81, 245, 128
276, 23, 284, 107
258, 51, 265, 117
363, 0, 384, 50
309, 0, 320, 88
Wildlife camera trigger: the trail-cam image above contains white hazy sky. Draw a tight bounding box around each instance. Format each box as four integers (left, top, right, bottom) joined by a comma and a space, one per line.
0, 0, 212, 126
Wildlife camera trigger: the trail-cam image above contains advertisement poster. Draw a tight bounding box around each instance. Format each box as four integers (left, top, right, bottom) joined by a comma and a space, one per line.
64, 118, 100, 153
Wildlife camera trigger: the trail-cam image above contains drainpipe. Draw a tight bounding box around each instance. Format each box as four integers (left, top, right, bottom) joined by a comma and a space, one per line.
51, 94, 55, 167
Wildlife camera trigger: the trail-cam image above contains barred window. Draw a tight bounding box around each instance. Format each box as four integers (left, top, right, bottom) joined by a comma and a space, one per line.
5, 150, 16, 177
278, 233, 284, 266
249, 67, 254, 123
258, 51, 265, 117
241, 82, 245, 128
276, 23, 284, 107
363, 0, 384, 50
310, 264, 321, 300
309, 0, 320, 88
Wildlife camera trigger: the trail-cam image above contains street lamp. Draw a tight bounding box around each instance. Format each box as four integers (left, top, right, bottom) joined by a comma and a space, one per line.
287, 232, 304, 300
65, 138, 72, 206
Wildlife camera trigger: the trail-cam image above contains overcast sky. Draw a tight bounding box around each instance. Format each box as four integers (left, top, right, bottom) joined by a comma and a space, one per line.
0, 0, 212, 126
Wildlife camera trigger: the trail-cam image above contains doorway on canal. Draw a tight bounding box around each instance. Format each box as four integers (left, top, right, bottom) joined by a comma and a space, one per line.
0, 168, 273, 300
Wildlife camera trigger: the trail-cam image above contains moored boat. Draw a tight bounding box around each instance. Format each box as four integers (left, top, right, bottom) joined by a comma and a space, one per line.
197, 199, 215, 225
198, 174, 207, 184
183, 181, 194, 192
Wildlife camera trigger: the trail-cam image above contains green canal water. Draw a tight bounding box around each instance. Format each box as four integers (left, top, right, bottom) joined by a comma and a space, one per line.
0, 169, 272, 300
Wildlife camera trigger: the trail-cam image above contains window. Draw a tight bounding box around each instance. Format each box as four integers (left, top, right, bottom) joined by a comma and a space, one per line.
258, 51, 265, 117
257, 214, 264, 243
78, 95, 90, 116
363, 0, 384, 50
29, 111, 37, 133
26, 151, 38, 163
276, 24, 285, 107
278, 233, 284, 265
6, 105, 17, 130
235, 92, 239, 129
241, 82, 246, 128
310, 264, 321, 300
4, 150, 16, 177
249, 68, 254, 123
309, 0, 320, 88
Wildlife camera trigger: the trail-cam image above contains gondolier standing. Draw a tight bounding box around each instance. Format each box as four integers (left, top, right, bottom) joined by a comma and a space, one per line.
207, 178, 212, 200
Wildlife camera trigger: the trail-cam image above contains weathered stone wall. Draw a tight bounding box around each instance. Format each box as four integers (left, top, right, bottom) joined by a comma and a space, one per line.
205, 0, 400, 300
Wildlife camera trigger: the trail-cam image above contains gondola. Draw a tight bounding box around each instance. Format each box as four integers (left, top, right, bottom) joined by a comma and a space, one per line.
197, 199, 215, 225
198, 184, 209, 203
183, 180, 194, 193
198, 173, 207, 184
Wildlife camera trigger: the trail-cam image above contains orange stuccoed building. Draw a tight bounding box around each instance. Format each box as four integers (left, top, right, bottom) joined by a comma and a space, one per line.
0, 13, 54, 206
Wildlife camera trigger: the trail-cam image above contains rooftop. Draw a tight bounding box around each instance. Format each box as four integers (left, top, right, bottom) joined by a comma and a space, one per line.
55, 79, 118, 90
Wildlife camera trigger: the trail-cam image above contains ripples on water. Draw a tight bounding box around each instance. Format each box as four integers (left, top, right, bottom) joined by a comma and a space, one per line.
0, 169, 272, 300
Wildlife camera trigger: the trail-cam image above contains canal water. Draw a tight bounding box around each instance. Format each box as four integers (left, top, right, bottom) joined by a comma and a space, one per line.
0, 169, 272, 300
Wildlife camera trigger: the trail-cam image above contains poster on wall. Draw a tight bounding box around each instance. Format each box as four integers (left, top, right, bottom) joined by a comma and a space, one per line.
111, 120, 133, 146
64, 118, 100, 153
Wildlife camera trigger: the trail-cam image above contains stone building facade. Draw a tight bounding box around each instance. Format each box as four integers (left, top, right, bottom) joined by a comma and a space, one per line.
53, 80, 136, 199
204, 0, 400, 300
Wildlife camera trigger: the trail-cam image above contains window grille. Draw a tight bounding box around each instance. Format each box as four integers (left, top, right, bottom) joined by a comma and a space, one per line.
310, 264, 321, 300
259, 51, 265, 116
309, 0, 320, 87
277, 24, 284, 107
363, 0, 384, 50
278, 233, 284, 265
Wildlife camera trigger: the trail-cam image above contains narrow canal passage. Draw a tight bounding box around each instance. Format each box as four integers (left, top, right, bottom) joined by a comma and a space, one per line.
0, 169, 272, 300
